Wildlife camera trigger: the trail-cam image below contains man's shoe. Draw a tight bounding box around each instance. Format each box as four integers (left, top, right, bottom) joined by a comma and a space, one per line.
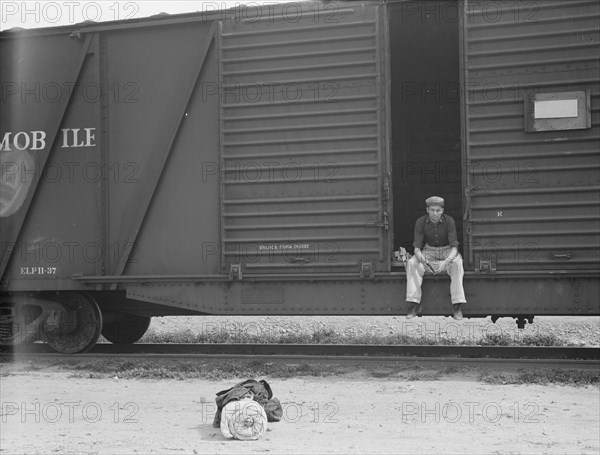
452, 304, 463, 320
406, 303, 421, 319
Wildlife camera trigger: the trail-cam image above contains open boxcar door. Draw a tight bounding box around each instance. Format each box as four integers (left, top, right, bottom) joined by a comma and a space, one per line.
218, 3, 392, 276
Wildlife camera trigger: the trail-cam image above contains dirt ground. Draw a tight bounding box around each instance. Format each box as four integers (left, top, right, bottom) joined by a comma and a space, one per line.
1, 361, 599, 455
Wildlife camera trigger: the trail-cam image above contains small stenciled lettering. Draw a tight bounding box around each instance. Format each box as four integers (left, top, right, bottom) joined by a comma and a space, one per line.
258, 243, 311, 251
20, 267, 57, 275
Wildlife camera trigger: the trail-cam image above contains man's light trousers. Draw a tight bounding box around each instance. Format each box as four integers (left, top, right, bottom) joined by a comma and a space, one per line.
405, 245, 467, 305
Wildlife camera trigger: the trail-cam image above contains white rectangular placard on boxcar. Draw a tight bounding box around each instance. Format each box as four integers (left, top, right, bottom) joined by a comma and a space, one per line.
534, 99, 579, 119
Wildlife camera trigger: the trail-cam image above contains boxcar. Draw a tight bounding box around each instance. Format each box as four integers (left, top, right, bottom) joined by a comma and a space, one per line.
1, 0, 599, 352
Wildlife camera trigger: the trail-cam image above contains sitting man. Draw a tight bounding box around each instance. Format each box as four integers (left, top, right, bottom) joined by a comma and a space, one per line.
405, 196, 466, 320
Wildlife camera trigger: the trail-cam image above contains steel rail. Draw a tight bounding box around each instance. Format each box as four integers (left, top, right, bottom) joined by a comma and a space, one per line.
1, 343, 598, 360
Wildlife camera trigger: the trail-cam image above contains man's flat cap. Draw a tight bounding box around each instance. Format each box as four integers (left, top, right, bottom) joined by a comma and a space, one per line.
425, 196, 444, 207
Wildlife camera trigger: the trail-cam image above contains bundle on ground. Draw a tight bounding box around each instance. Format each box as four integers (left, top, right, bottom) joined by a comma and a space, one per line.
220, 397, 267, 440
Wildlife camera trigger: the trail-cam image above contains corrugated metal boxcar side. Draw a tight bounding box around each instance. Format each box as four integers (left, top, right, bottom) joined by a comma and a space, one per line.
219, 5, 390, 275
462, 0, 600, 271
1, 1, 599, 338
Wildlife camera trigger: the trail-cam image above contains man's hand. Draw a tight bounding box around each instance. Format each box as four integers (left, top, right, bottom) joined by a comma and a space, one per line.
433, 259, 450, 274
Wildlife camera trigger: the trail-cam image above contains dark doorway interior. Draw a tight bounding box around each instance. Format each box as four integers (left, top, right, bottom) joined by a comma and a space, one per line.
389, 1, 463, 255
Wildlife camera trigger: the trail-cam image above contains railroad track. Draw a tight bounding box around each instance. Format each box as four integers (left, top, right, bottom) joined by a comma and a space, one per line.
1, 343, 598, 368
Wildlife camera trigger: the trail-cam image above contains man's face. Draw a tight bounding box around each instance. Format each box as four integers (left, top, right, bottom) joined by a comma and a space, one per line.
427, 205, 444, 223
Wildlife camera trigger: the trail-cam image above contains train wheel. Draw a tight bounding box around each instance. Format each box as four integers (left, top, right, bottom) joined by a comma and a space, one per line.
101, 313, 151, 344
40, 292, 103, 354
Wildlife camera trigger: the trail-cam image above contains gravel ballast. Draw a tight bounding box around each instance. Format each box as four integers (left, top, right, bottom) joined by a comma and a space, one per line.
141, 315, 600, 347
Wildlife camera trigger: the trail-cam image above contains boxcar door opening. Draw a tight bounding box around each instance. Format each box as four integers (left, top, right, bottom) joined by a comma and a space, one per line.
389, 0, 464, 259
